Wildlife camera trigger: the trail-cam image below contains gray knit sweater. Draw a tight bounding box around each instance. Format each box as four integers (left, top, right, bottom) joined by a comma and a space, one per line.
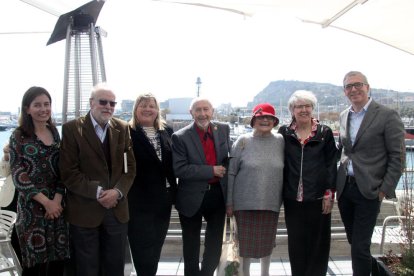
227, 131, 284, 212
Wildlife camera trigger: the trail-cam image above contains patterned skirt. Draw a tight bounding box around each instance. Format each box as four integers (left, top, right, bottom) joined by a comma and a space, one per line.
234, 210, 279, 258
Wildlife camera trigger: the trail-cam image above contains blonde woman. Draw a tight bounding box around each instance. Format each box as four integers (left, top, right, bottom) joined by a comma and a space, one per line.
128, 93, 177, 276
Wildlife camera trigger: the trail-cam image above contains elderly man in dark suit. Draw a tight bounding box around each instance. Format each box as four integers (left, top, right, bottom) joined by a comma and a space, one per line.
337, 71, 405, 276
59, 83, 136, 276
172, 97, 231, 276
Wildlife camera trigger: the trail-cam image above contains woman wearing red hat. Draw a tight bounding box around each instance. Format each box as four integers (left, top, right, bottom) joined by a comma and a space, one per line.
226, 102, 284, 276
278, 90, 337, 276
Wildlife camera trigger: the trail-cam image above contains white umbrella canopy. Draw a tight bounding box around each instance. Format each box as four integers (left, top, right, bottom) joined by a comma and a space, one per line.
160, 0, 414, 55
17, 0, 92, 16
0, 0, 91, 34
0, 0, 412, 113
4, 0, 413, 55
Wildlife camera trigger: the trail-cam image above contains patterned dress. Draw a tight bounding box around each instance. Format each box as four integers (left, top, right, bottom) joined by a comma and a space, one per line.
9, 127, 69, 268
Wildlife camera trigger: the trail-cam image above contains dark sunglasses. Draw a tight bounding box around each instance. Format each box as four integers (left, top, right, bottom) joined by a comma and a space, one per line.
98, 99, 117, 107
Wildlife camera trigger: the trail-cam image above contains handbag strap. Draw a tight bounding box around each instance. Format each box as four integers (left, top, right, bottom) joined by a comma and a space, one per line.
229, 216, 237, 242
222, 216, 228, 242
223, 216, 238, 242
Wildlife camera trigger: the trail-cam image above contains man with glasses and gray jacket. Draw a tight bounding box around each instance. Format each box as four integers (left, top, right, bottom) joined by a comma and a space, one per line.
337, 71, 405, 276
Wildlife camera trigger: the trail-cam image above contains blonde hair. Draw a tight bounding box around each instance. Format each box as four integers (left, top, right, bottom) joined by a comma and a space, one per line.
129, 93, 166, 130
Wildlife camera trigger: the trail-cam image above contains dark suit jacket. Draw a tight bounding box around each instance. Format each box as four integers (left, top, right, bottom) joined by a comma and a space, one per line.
337, 100, 405, 200
172, 121, 231, 217
128, 126, 177, 211
59, 112, 136, 227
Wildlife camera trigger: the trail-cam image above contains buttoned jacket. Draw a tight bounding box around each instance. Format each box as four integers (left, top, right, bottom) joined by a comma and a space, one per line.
337, 100, 405, 200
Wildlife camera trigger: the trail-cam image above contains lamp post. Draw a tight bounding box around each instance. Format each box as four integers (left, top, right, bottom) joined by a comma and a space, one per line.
196, 77, 202, 97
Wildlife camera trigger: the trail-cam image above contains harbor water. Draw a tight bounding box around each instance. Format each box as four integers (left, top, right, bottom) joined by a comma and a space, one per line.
0, 127, 412, 190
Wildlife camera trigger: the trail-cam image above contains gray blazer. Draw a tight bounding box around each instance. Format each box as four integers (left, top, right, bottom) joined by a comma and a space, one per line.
337, 100, 405, 200
172, 122, 231, 217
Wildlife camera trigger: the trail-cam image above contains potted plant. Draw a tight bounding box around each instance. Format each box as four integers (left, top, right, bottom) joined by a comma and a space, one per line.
376, 149, 414, 275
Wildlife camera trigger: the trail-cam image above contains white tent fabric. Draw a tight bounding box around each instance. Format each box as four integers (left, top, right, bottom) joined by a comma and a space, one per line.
160, 0, 414, 55
19, 0, 92, 16
0, 0, 412, 115
6, 0, 414, 55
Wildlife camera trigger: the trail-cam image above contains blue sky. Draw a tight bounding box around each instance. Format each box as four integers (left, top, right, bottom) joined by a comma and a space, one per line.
1, 0, 413, 113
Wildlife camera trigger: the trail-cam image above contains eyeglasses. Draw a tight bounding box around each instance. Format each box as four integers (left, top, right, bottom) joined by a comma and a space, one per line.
256, 115, 275, 121
344, 82, 366, 91
98, 99, 117, 107
294, 104, 312, 109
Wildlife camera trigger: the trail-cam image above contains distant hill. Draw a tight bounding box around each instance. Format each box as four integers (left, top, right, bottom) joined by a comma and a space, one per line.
247, 80, 414, 110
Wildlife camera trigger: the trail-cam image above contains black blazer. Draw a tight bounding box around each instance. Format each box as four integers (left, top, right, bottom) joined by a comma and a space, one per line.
128, 125, 177, 212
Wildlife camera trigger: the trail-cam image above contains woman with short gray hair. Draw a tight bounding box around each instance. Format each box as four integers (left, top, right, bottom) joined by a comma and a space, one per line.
287, 90, 317, 115
278, 90, 337, 276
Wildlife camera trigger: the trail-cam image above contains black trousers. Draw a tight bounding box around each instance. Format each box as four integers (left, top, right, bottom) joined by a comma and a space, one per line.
338, 179, 381, 276
284, 198, 331, 276
128, 204, 172, 276
179, 185, 225, 276
70, 210, 128, 276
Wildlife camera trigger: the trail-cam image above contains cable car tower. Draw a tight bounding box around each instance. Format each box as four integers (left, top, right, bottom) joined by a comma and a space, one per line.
47, 0, 106, 123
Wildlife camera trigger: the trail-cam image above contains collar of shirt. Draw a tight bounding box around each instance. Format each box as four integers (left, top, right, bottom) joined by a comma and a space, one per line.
349, 97, 372, 114
90, 113, 110, 143
346, 98, 372, 176
348, 97, 372, 142
195, 124, 213, 141
289, 118, 319, 144
195, 124, 219, 184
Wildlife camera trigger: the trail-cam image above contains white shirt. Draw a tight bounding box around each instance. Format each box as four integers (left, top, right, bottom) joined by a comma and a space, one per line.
90, 113, 110, 143
89, 114, 122, 199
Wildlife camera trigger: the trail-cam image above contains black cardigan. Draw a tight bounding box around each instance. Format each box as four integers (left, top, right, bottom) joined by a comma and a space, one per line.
278, 123, 338, 202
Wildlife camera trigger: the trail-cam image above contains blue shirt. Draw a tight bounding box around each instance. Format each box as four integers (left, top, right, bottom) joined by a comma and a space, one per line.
347, 98, 372, 176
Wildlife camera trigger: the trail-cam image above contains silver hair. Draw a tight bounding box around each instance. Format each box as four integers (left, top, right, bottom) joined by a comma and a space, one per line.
90, 82, 113, 99
343, 71, 369, 86
287, 90, 317, 115
189, 97, 213, 111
